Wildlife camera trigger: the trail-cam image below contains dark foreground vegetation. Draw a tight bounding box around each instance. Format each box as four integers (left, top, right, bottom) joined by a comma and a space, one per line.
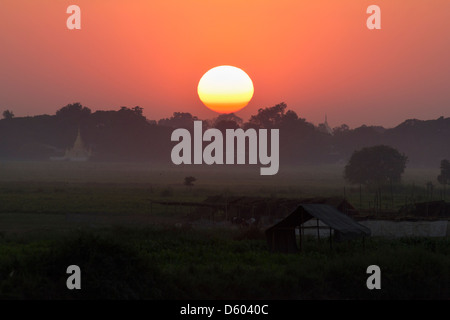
0, 227, 448, 300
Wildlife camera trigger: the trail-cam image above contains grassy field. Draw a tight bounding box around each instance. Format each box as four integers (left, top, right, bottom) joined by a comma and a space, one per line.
0, 161, 448, 299
0, 227, 448, 299
0, 160, 441, 191
0, 161, 445, 216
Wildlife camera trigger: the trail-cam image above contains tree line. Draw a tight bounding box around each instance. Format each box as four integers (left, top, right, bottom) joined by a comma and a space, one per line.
1, 102, 449, 170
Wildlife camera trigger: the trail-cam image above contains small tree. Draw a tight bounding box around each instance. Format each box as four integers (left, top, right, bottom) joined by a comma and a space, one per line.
437, 159, 450, 185
2, 110, 14, 120
132, 106, 144, 117
345, 145, 408, 186
184, 176, 196, 187
437, 159, 450, 199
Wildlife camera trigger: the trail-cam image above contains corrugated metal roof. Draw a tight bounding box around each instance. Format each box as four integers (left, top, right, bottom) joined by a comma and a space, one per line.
267, 204, 371, 236
300, 204, 370, 236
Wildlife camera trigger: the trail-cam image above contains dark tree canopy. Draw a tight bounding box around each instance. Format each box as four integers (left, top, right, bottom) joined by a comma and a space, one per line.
333, 124, 350, 135
246, 102, 287, 129
437, 159, 450, 185
2, 100, 448, 167
132, 106, 144, 117
214, 119, 240, 132
345, 145, 408, 185
2, 110, 14, 120
158, 112, 198, 128
214, 113, 243, 126
118, 106, 146, 119
56, 102, 91, 121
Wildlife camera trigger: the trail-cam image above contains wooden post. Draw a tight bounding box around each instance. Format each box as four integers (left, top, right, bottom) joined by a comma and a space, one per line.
390, 179, 394, 209
317, 219, 320, 241
379, 186, 382, 214
404, 194, 407, 213
359, 184, 362, 209
299, 227, 302, 253
301, 217, 305, 239
272, 232, 275, 252
329, 227, 332, 250
373, 193, 377, 215
225, 202, 228, 221
300, 211, 304, 252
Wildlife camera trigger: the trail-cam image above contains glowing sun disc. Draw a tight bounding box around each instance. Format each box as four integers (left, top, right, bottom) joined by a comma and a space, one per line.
198, 65, 254, 113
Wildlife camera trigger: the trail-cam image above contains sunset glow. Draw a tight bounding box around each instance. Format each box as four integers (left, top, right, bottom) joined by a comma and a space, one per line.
198, 66, 254, 114
0, 1, 449, 127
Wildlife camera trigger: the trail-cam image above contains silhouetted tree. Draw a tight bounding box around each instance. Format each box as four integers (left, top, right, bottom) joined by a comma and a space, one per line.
118, 106, 146, 119
133, 106, 144, 117
212, 113, 242, 132
56, 103, 91, 121
437, 160, 450, 196
317, 123, 332, 134
333, 124, 350, 135
214, 113, 243, 126
2, 110, 14, 120
214, 119, 240, 132
158, 112, 198, 128
345, 145, 408, 186
245, 102, 287, 129
184, 176, 196, 187
281, 110, 298, 124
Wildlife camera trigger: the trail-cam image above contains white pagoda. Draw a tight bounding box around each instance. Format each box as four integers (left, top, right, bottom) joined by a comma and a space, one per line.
63, 128, 91, 161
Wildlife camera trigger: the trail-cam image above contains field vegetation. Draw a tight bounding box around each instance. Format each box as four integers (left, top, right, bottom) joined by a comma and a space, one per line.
0, 161, 448, 299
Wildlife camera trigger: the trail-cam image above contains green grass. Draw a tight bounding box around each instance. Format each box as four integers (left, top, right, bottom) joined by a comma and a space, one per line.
0, 227, 448, 299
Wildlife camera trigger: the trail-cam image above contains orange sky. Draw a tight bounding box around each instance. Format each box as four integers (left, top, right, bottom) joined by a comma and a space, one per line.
1, 0, 449, 128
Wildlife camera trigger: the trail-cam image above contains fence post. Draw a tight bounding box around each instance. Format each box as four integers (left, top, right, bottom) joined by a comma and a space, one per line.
359, 184, 362, 209
329, 227, 332, 250
317, 219, 320, 241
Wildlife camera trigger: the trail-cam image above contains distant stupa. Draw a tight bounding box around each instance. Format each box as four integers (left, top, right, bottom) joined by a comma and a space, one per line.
63, 128, 91, 161
64, 128, 91, 161
318, 115, 334, 135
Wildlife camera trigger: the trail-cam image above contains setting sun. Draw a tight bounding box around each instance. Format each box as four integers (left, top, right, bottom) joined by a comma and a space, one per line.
197, 66, 254, 114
